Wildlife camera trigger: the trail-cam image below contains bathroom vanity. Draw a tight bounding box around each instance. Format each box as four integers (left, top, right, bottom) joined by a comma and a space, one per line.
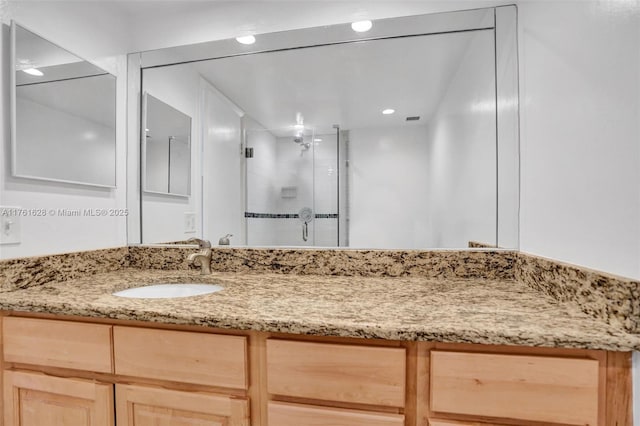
0, 315, 631, 426
0, 251, 636, 426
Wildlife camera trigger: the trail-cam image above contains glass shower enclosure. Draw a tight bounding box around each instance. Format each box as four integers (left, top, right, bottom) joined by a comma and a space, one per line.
244, 125, 344, 247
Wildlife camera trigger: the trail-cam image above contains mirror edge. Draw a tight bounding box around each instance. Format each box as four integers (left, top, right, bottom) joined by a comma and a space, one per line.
496, 5, 520, 250
9, 20, 17, 179
127, 52, 143, 244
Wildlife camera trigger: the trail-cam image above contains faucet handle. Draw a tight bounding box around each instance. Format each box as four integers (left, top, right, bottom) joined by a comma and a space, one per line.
186, 237, 211, 249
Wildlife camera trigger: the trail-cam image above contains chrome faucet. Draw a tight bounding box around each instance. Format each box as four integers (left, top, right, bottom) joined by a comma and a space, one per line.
187, 238, 212, 275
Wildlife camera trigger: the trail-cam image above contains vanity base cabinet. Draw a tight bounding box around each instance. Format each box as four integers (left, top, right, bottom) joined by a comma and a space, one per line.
0, 315, 633, 426
3, 370, 114, 426
116, 384, 250, 426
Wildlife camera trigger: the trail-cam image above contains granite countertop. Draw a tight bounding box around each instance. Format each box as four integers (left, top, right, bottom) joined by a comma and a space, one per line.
0, 268, 638, 351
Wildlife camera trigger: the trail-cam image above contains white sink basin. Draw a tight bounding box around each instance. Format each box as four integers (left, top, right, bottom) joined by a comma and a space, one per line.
113, 283, 224, 299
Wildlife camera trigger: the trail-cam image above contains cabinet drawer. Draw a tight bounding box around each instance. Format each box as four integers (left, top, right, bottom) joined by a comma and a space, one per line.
267, 339, 406, 407
268, 401, 404, 426
3, 317, 112, 373
113, 326, 247, 389
430, 351, 600, 425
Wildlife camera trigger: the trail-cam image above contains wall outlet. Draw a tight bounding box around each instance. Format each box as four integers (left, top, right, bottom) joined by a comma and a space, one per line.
184, 212, 196, 233
0, 206, 21, 245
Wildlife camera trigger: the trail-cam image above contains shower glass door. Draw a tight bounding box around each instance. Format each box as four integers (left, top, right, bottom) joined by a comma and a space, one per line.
244, 125, 339, 247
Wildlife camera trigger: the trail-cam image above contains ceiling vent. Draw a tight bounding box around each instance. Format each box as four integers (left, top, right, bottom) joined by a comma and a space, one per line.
405, 116, 420, 121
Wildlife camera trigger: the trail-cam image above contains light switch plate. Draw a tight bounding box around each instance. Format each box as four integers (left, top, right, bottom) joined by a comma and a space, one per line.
184, 212, 196, 233
0, 206, 21, 245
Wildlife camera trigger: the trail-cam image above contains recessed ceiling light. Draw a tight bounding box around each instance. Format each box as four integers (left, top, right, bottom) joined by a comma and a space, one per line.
382, 108, 395, 115
351, 20, 373, 33
23, 68, 43, 76
236, 35, 256, 45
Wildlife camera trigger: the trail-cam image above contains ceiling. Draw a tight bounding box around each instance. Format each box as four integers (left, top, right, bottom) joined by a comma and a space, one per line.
4, 0, 511, 56
186, 29, 493, 135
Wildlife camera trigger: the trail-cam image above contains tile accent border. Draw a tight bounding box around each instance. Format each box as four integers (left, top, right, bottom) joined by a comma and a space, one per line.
516, 252, 640, 333
245, 212, 339, 219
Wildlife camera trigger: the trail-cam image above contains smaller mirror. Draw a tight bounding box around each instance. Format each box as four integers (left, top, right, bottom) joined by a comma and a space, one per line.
143, 93, 192, 196
11, 22, 117, 187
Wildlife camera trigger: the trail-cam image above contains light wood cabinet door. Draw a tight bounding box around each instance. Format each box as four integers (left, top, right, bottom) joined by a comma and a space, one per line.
268, 401, 404, 426
116, 384, 250, 426
3, 370, 114, 426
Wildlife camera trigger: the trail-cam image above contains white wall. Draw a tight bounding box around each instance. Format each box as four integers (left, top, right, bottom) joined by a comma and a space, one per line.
517, 1, 640, 280
0, 23, 127, 259
426, 29, 496, 248
349, 125, 431, 249
201, 81, 243, 246
141, 64, 199, 243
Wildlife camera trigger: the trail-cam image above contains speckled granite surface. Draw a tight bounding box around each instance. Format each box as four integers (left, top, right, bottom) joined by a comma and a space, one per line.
129, 246, 517, 279
0, 269, 637, 351
516, 253, 640, 334
0, 247, 128, 292
468, 241, 498, 248
1, 246, 639, 350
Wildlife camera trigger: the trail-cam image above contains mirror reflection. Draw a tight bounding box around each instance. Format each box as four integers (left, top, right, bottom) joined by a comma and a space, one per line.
138, 9, 518, 249
11, 23, 117, 187
143, 94, 192, 196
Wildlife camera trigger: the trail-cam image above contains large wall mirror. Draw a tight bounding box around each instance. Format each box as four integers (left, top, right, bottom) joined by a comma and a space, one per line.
129, 6, 519, 249
10, 22, 117, 188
